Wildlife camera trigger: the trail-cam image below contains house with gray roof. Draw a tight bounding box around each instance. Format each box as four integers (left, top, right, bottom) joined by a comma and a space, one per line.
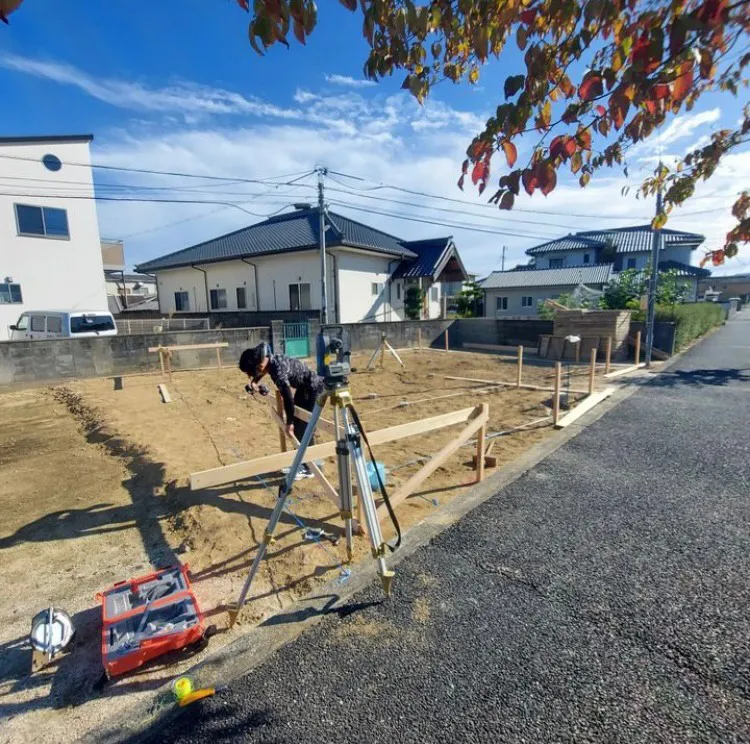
481, 224, 710, 317
136, 205, 467, 322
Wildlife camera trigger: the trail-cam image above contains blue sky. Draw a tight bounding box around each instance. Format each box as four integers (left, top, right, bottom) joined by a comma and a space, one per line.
1, 0, 747, 275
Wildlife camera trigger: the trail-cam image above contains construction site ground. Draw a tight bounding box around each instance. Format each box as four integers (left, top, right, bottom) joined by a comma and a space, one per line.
0, 348, 599, 743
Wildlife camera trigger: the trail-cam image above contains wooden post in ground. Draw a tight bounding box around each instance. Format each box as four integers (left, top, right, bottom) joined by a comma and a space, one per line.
605, 336, 612, 375
417, 328, 422, 349
475, 422, 486, 482
158, 348, 166, 376
444, 329, 449, 352
166, 350, 173, 382
553, 362, 562, 425
588, 348, 597, 395
276, 390, 287, 453
216, 347, 223, 369
634, 330, 642, 365
516, 345, 524, 388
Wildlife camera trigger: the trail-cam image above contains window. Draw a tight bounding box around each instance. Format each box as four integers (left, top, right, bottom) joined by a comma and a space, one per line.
627, 257, 637, 269
70, 315, 115, 334
0, 283, 23, 304
289, 282, 311, 311
521, 296, 534, 307
31, 315, 46, 332
47, 316, 63, 333
15, 204, 70, 238
236, 287, 247, 309
396, 283, 401, 300
583, 253, 590, 264
549, 258, 564, 269
431, 286, 439, 302
174, 291, 190, 312
14, 314, 28, 331
496, 296, 508, 311
210, 288, 228, 310
42, 154, 62, 172
371, 282, 384, 296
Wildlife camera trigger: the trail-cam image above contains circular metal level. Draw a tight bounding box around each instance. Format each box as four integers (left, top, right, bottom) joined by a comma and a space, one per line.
30, 607, 75, 655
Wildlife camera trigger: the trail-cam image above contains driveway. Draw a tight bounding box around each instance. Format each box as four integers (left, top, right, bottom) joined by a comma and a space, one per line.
141, 314, 750, 744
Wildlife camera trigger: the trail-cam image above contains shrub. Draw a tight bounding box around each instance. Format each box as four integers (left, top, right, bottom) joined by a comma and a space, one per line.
404, 286, 424, 320
635, 302, 724, 349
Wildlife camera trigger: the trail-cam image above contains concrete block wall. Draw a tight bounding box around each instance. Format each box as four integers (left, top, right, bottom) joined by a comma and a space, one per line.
448, 318, 554, 349
0, 327, 270, 386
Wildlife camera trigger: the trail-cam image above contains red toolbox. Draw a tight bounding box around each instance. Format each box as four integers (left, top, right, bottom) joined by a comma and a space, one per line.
97, 564, 207, 678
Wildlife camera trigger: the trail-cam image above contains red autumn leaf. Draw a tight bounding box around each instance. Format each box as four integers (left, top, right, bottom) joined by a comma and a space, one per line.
669, 19, 687, 56
499, 191, 515, 210
236, 0, 249, 10
672, 61, 694, 103
501, 140, 518, 168
293, 19, 306, 45
652, 84, 670, 100
519, 8, 536, 24
696, 0, 727, 29
471, 160, 488, 185
478, 181, 487, 196
540, 165, 557, 196
578, 72, 603, 101
549, 135, 565, 160
595, 105, 607, 116
610, 92, 629, 130
645, 99, 657, 115
699, 254, 711, 268
457, 174, 465, 191
461, 159, 469, 175
508, 170, 522, 195
564, 138, 577, 158
711, 249, 725, 266
522, 168, 538, 196
577, 128, 593, 150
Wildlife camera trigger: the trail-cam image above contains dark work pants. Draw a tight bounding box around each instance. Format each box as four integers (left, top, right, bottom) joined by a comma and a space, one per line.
293, 385, 319, 444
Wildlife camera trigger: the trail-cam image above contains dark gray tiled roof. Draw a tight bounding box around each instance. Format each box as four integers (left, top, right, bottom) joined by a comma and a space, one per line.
656, 260, 711, 278
481, 264, 612, 289
526, 225, 705, 255
392, 237, 468, 280
136, 208, 416, 272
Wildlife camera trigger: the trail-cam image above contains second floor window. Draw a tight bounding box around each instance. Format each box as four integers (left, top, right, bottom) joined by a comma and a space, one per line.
0, 282, 23, 304
521, 296, 534, 307
15, 204, 70, 239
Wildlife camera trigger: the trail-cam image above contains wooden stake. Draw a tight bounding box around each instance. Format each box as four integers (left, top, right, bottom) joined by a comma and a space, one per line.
276, 390, 287, 453
634, 330, 641, 365
605, 336, 612, 375
417, 328, 422, 349
516, 345, 523, 388
158, 383, 172, 404
444, 329, 449, 352
588, 348, 597, 395
158, 348, 166, 376
475, 422, 486, 482
216, 347, 222, 369
553, 362, 562, 425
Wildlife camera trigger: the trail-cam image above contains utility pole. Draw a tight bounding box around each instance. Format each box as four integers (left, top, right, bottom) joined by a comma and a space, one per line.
501, 245, 507, 271
644, 165, 664, 368
318, 167, 329, 325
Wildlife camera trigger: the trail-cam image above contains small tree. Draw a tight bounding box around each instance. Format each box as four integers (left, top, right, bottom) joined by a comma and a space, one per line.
599, 267, 690, 309
455, 281, 484, 317
404, 286, 424, 320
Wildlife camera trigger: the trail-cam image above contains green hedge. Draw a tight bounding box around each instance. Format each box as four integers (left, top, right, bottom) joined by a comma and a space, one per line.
644, 303, 724, 350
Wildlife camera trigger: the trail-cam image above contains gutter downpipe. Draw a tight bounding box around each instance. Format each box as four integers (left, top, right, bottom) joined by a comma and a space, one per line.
387, 257, 403, 323
192, 265, 210, 318
241, 258, 260, 312
331, 252, 340, 324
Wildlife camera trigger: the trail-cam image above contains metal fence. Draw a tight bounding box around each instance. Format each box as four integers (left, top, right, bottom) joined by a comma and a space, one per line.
115, 317, 210, 335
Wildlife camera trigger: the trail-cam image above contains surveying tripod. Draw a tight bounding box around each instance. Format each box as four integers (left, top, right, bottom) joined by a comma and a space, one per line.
228, 379, 398, 626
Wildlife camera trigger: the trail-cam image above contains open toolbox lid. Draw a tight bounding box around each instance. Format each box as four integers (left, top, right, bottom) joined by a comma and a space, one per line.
97, 565, 191, 623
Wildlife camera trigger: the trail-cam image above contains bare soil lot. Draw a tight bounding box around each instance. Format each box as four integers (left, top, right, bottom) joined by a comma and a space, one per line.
0, 349, 593, 743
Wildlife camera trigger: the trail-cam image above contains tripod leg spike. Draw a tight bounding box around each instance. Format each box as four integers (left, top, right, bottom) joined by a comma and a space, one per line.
380, 570, 395, 596
226, 603, 241, 628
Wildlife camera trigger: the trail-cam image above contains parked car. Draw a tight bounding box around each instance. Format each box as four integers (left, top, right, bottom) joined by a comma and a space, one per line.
9, 310, 118, 340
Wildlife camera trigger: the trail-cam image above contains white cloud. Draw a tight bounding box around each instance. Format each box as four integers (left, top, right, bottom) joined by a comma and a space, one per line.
5, 52, 744, 276
325, 74, 376, 88
630, 109, 722, 161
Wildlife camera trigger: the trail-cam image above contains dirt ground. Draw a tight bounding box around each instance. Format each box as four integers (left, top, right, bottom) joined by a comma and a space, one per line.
0, 348, 598, 743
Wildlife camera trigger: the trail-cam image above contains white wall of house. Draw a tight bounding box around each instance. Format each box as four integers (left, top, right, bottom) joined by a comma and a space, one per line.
661, 244, 694, 265
537, 250, 597, 268
0, 138, 107, 340
485, 285, 599, 317
334, 249, 394, 323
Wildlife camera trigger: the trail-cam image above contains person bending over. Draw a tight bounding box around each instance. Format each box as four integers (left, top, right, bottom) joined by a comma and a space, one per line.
239, 343, 325, 478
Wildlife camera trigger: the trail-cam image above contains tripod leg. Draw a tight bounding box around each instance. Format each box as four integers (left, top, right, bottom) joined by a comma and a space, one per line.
333, 407, 354, 562
365, 343, 380, 371
341, 408, 395, 595
228, 398, 328, 627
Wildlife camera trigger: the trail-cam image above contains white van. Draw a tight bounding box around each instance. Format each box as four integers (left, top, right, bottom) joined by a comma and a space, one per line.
10, 310, 118, 340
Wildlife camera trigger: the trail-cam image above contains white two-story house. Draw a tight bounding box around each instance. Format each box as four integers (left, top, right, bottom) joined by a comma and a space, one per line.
136, 205, 468, 323
482, 225, 710, 317
0, 134, 108, 339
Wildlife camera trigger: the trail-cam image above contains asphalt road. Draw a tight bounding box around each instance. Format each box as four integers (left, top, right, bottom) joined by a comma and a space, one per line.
143, 315, 750, 744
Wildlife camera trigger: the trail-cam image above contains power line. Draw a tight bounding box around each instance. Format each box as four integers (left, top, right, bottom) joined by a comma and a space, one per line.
326, 198, 552, 240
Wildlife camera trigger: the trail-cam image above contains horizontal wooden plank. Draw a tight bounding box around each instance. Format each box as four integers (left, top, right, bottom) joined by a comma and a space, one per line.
604, 363, 646, 379
157, 384, 171, 404
463, 343, 535, 353
554, 387, 616, 429
444, 375, 588, 394
191, 405, 480, 490
148, 342, 230, 353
